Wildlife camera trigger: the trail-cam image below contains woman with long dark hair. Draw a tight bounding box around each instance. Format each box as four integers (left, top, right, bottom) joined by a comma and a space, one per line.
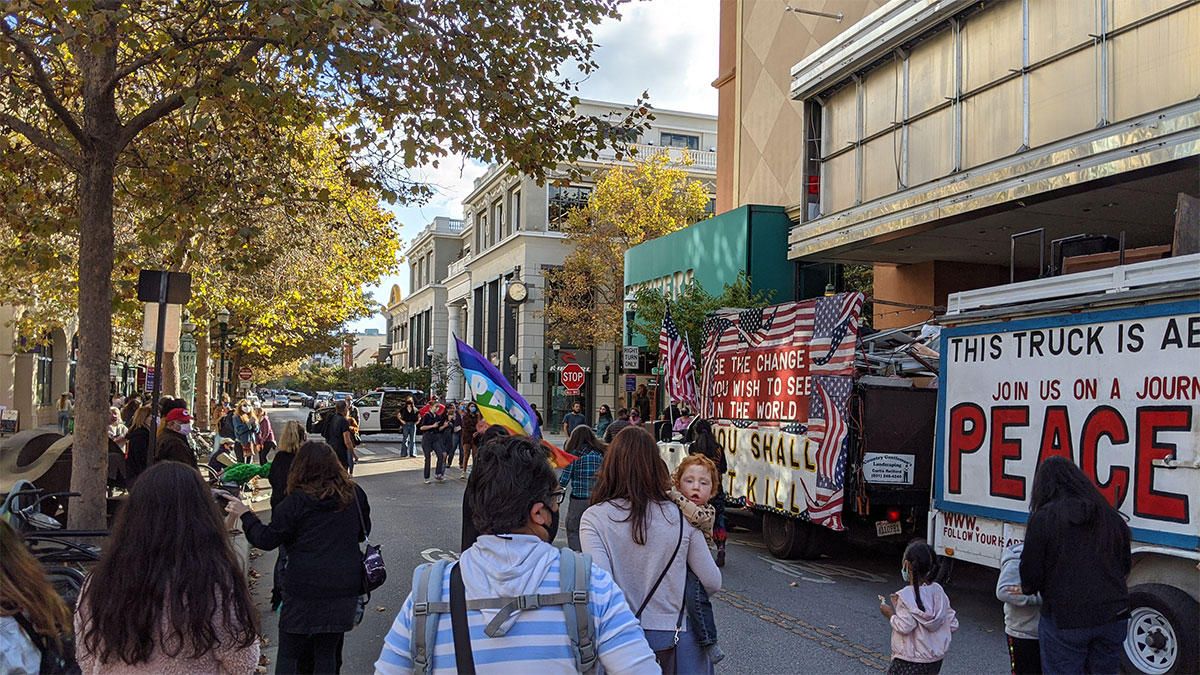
265, 420, 306, 611
558, 425, 607, 551
1018, 457, 1131, 674
581, 426, 721, 674
1, 521, 75, 673
596, 404, 613, 438
689, 420, 728, 566
224, 441, 370, 674
74, 462, 260, 673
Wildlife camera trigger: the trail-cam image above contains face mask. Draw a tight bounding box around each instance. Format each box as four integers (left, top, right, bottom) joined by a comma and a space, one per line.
179, 423, 192, 435
543, 504, 560, 543
901, 566, 910, 583
241, 406, 251, 412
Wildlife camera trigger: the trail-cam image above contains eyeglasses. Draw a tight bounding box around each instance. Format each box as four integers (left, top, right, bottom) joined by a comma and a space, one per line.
550, 487, 567, 505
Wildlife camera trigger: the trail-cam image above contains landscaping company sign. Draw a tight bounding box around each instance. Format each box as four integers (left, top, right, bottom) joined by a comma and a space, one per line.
935, 302, 1200, 549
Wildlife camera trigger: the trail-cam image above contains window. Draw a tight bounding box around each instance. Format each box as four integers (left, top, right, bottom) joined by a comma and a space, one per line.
35, 338, 52, 406
510, 189, 521, 232
547, 185, 592, 230
493, 200, 504, 241
356, 392, 383, 408
660, 132, 699, 150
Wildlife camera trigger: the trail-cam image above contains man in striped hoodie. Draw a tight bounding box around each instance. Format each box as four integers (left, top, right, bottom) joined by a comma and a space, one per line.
375, 435, 659, 674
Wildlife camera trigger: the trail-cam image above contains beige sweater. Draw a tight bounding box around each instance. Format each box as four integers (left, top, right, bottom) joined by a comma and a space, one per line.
580, 499, 721, 632
668, 488, 715, 542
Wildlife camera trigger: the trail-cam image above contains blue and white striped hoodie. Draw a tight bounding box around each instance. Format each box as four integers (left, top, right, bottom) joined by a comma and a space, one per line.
374, 534, 660, 674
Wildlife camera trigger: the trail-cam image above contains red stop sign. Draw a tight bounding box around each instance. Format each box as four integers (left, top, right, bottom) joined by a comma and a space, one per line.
560, 363, 585, 395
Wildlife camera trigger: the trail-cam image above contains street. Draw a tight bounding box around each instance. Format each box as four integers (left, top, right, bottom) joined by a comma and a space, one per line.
250, 408, 1009, 674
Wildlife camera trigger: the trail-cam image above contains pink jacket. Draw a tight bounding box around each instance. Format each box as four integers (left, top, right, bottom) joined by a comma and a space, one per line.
889, 582, 958, 664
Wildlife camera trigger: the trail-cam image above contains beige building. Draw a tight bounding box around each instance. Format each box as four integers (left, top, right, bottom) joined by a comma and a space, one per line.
391, 100, 717, 429
721, 0, 1199, 327
0, 306, 76, 431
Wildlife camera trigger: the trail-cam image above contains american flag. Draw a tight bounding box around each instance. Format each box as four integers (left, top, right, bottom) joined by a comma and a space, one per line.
658, 302, 698, 409
810, 293, 864, 373
805, 375, 853, 530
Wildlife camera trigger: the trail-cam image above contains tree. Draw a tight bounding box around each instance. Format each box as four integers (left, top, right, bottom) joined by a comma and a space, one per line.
631, 272, 774, 370
543, 153, 709, 347
1, 0, 646, 528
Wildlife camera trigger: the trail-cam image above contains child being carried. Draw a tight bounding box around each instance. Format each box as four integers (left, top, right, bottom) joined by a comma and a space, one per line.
668, 455, 725, 665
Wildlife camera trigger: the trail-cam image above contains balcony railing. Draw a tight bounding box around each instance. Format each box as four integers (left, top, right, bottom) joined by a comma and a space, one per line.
596, 143, 717, 172
447, 256, 470, 277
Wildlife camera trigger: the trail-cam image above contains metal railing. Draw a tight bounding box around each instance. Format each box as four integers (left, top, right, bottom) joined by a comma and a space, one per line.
596, 143, 717, 171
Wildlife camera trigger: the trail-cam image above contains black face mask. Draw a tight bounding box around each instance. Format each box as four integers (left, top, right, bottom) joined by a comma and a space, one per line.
543, 503, 560, 543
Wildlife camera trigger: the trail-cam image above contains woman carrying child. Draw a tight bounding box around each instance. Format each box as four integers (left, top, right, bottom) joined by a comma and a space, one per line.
879, 540, 958, 674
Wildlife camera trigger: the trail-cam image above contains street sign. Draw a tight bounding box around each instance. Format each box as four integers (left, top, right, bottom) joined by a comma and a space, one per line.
622, 345, 639, 370
238, 366, 253, 381
240, 381, 251, 390
136, 270, 192, 305
560, 363, 585, 395
145, 367, 156, 390
625, 375, 636, 392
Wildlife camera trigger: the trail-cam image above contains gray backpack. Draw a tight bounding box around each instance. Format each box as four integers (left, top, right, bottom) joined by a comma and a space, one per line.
410, 548, 597, 673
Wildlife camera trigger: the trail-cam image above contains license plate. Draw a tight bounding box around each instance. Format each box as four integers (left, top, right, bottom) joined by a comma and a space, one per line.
875, 520, 902, 537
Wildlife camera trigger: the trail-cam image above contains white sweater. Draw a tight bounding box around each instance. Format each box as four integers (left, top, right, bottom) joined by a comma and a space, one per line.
580, 499, 721, 632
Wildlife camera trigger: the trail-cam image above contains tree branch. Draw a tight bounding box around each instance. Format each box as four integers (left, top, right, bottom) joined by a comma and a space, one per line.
0, 111, 83, 169
106, 34, 269, 92
115, 37, 269, 151
0, 21, 88, 149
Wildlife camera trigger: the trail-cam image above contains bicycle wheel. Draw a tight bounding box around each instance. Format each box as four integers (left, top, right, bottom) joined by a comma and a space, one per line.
44, 566, 85, 610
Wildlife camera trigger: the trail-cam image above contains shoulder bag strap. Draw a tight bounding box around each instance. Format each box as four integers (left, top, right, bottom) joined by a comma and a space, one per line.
450, 563, 477, 675
353, 489, 369, 543
634, 506, 685, 619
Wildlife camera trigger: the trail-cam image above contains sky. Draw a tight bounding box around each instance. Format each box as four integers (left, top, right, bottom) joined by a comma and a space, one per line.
349, 0, 718, 334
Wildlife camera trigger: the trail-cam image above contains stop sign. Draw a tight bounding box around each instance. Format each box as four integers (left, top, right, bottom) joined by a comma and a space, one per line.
238, 366, 253, 381
560, 363, 585, 395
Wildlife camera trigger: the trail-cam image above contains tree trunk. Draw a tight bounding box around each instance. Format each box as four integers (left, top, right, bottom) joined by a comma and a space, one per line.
68, 19, 119, 531
161, 350, 177, 397
196, 330, 210, 429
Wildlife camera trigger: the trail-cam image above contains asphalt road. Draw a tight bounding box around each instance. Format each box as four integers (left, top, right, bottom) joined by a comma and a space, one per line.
248, 408, 1009, 674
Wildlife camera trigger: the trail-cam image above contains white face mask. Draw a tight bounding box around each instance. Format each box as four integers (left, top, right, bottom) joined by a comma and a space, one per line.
241, 406, 251, 413
178, 423, 192, 435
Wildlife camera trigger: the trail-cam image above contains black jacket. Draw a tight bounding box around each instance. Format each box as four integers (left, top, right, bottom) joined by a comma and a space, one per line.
1020, 496, 1131, 629
155, 429, 197, 468
125, 426, 151, 481
241, 485, 370, 599
268, 452, 294, 509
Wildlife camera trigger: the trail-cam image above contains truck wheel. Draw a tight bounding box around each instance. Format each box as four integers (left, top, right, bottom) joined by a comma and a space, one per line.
762, 514, 822, 560
1121, 583, 1199, 675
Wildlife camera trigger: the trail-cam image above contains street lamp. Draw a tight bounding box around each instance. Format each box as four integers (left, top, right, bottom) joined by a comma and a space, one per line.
623, 293, 636, 346
508, 353, 519, 382
216, 307, 230, 398
530, 353, 539, 382
426, 345, 435, 397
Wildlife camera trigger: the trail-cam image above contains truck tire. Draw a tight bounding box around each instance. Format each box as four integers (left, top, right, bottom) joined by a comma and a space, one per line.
1121, 583, 1199, 675
762, 513, 823, 560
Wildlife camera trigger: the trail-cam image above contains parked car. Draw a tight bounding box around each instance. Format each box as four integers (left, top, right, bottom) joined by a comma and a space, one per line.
273, 394, 290, 408
307, 388, 426, 435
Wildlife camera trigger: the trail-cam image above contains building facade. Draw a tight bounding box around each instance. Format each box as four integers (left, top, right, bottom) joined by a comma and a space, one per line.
391, 100, 718, 431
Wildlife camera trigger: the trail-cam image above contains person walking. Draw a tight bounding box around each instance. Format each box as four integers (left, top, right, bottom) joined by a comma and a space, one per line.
1, 520, 77, 674
155, 408, 198, 468
321, 401, 356, 471
397, 397, 419, 458
595, 404, 613, 438
418, 395, 449, 484
223, 441, 371, 675
458, 401, 481, 478
997, 543, 1042, 675
375, 435, 658, 674
689, 420, 729, 566
1017, 457, 1131, 675
581, 426, 722, 674
633, 384, 651, 423
255, 404, 277, 465
602, 408, 632, 443
123, 405, 154, 484
232, 399, 259, 464
879, 540, 958, 674
266, 421, 306, 612
443, 403, 463, 470
56, 393, 73, 435
561, 401, 586, 437
557, 425, 606, 551
108, 407, 129, 452
75, 462, 260, 673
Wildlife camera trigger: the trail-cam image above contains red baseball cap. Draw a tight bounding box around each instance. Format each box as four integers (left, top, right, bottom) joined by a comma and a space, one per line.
164, 408, 192, 424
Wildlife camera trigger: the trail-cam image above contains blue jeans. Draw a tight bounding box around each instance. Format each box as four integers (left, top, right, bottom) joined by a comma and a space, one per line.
644, 626, 712, 675
685, 568, 718, 647
1039, 614, 1126, 675
401, 423, 416, 456
57, 410, 70, 434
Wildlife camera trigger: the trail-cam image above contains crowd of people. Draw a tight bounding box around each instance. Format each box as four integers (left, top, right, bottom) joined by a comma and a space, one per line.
1, 393, 1142, 675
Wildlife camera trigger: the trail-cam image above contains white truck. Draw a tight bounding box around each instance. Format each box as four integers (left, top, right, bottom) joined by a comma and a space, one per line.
930, 253, 1199, 674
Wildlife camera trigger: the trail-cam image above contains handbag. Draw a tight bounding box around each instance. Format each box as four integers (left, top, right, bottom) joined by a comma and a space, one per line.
634, 509, 686, 674
356, 492, 387, 593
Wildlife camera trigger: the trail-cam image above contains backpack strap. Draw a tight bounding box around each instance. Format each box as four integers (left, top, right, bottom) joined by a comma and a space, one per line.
559, 548, 597, 672
411, 560, 450, 674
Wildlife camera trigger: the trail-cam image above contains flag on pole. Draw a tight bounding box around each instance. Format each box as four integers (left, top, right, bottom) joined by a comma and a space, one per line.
453, 336, 577, 467
658, 301, 698, 409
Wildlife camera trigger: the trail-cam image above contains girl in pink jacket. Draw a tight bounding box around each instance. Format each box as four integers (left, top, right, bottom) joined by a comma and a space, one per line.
879, 540, 959, 674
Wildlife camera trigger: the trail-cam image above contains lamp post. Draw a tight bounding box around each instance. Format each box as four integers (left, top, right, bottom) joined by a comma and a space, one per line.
180, 317, 197, 412
623, 293, 636, 347
530, 353, 539, 382
216, 307, 230, 399
551, 339, 561, 431
508, 353, 519, 382
426, 345, 435, 397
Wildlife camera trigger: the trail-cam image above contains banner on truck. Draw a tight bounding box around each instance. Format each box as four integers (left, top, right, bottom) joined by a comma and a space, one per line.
935, 301, 1200, 550
699, 293, 864, 530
